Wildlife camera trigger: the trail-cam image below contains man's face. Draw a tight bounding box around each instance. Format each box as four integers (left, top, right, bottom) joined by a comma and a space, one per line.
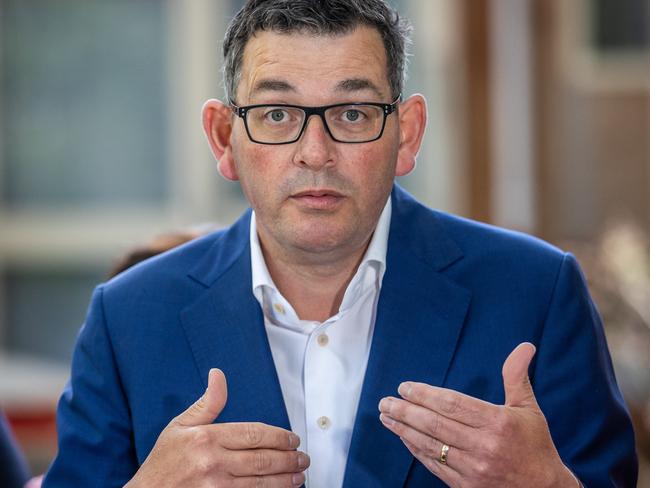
213, 26, 419, 260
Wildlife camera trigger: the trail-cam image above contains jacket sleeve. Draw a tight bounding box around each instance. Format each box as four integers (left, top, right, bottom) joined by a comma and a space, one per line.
532, 253, 638, 487
42, 285, 139, 488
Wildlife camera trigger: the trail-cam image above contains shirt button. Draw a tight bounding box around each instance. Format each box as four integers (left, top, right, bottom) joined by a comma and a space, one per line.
317, 416, 331, 430
273, 303, 285, 314
317, 333, 329, 347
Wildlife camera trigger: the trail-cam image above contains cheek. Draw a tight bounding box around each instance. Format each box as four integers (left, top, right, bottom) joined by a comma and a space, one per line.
233, 145, 287, 207
348, 145, 398, 188
348, 149, 398, 215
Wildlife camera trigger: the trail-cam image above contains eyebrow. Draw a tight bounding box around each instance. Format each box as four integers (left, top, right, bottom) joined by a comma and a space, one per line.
335, 78, 384, 98
249, 77, 385, 99
250, 79, 297, 96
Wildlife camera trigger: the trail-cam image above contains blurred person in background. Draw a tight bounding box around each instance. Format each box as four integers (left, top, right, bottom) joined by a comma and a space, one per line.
0, 411, 30, 488
43, 0, 637, 487
108, 229, 205, 278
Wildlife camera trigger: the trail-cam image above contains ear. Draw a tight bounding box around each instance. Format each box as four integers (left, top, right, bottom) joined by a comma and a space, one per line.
395, 94, 427, 177
202, 99, 239, 181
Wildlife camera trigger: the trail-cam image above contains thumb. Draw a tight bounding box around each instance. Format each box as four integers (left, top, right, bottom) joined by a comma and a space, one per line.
174, 368, 228, 427
502, 342, 538, 408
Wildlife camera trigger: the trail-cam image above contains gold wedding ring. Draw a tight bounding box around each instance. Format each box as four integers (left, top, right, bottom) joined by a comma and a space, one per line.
439, 444, 450, 465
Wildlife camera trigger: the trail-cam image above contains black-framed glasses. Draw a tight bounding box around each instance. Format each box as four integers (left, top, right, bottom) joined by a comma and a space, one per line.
230, 95, 401, 145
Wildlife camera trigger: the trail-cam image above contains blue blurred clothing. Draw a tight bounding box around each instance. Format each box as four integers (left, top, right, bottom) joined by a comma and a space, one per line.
1, 411, 30, 488
43, 185, 637, 487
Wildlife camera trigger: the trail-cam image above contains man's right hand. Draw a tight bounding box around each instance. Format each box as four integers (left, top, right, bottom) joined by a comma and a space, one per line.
125, 368, 309, 488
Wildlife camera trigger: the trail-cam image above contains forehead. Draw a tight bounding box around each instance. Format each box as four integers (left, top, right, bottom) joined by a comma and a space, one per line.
237, 26, 390, 103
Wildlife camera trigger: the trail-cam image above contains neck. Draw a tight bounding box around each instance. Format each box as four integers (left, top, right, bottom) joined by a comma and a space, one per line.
259, 234, 372, 322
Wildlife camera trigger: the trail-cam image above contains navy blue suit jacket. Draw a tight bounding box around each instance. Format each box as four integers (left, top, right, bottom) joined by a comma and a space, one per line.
44, 186, 637, 487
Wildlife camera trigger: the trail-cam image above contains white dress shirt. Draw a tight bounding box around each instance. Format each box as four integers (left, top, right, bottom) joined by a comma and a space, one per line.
250, 198, 392, 488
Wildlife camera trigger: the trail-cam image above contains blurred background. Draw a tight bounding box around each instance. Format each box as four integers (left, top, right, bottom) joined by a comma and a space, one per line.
0, 0, 648, 483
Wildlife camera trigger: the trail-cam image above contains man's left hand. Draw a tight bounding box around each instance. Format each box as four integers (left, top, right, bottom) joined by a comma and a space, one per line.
378, 343, 579, 487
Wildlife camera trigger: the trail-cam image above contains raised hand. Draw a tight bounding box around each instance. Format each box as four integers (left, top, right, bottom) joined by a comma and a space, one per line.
378, 343, 580, 487
126, 369, 309, 488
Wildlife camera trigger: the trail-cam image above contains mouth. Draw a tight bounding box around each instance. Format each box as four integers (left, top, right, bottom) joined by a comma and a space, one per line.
292, 189, 344, 198
290, 189, 345, 210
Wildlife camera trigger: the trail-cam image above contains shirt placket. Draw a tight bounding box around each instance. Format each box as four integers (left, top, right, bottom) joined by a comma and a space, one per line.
303, 319, 343, 488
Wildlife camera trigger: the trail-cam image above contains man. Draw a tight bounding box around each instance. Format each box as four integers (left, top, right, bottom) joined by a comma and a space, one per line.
43, 1, 637, 487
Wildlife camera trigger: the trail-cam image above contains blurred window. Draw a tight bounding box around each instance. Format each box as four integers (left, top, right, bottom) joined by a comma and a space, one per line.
593, 0, 649, 51
3, 267, 104, 363
0, 0, 168, 209
0, 0, 224, 369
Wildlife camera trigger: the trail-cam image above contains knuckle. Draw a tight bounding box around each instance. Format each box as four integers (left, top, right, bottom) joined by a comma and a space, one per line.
408, 384, 422, 402
390, 420, 404, 435
423, 435, 439, 457
411, 384, 430, 404
388, 399, 404, 418
423, 457, 441, 475
289, 452, 300, 470
190, 427, 212, 449
426, 414, 440, 438
254, 475, 267, 488
474, 460, 490, 477
245, 423, 264, 447
193, 395, 207, 411
481, 437, 500, 462
254, 451, 271, 474
441, 394, 461, 416
185, 397, 207, 420
193, 451, 214, 475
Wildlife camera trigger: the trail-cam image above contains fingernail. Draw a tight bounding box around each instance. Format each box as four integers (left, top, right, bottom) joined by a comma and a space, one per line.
380, 413, 395, 427
289, 433, 300, 448
398, 382, 411, 398
378, 398, 392, 413
298, 452, 309, 468
293, 472, 306, 486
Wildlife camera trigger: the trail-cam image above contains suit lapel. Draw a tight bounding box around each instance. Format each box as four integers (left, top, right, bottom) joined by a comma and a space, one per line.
343, 187, 472, 487
180, 212, 291, 429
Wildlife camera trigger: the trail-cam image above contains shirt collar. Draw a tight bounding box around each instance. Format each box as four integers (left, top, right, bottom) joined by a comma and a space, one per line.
250, 196, 392, 319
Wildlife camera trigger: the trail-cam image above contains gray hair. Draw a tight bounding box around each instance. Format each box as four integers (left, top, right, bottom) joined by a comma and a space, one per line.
222, 0, 412, 101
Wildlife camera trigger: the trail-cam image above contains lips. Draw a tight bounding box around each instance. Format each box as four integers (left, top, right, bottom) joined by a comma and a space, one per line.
290, 189, 345, 210
292, 189, 343, 198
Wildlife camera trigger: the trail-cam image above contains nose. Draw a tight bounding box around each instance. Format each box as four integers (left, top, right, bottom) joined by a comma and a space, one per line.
292, 114, 335, 170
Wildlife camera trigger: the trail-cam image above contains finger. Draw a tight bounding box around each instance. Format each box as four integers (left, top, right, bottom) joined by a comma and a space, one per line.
214, 422, 301, 451
230, 471, 306, 488
379, 413, 466, 471
174, 368, 228, 427
225, 448, 309, 476
502, 342, 538, 407
401, 438, 461, 487
396, 382, 498, 428
378, 397, 473, 450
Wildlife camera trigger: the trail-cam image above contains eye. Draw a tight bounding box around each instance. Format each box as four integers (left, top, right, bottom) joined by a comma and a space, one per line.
265, 109, 289, 123
343, 109, 364, 122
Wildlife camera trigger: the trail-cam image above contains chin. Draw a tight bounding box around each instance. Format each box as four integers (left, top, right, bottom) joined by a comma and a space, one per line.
292, 235, 345, 254
289, 226, 353, 254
